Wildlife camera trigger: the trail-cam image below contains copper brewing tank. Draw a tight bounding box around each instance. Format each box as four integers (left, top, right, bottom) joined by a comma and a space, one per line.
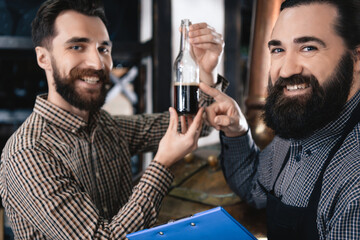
245, 0, 284, 149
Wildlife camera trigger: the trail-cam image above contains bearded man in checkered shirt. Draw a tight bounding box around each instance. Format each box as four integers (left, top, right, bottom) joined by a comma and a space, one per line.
200, 0, 360, 239
0, 0, 227, 239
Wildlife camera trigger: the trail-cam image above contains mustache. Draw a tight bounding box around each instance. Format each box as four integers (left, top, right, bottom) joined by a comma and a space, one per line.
272, 74, 313, 88
268, 74, 319, 96
69, 68, 108, 82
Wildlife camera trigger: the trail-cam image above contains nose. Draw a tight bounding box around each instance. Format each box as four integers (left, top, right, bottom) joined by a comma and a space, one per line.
279, 54, 303, 78
85, 48, 104, 70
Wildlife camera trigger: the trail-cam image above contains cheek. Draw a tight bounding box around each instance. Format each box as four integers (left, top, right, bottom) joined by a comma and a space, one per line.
52, 57, 75, 74
302, 51, 345, 83
301, 62, 328, 86
269, 56, 283, 77
269, 65, 278, 85
104, 56, 113, 70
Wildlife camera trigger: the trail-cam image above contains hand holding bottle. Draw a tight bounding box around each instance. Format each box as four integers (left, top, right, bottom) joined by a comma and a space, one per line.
154, 107, 204, 168
188, 23, 224, 86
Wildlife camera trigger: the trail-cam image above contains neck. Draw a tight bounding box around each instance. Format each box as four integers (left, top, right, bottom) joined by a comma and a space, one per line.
47, 91, 90, 122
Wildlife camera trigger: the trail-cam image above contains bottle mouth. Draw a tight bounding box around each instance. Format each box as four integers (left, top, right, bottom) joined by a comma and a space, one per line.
181, 19, 192, 26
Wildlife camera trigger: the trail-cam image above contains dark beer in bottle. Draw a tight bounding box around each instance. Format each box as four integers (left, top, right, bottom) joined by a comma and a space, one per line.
173, 82, 199, 115
173, 19, 199, 115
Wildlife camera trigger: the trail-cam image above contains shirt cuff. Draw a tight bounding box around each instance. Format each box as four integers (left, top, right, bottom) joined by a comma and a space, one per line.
220, 129, 255, 156
214, 74, 229, 92
138, 161, 174, 197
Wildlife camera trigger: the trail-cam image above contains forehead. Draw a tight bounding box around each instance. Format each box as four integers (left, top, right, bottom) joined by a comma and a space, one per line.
53, 10, 110, 43
272, 3, 340, 43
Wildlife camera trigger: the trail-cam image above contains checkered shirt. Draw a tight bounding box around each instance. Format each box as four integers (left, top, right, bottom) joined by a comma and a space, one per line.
221, 90, 360, 239
0, 76, 227, 239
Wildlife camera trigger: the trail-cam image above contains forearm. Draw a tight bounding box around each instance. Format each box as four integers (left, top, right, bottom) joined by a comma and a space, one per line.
108, 161, 173, 238
115, 112, 170, 154
4, 151, 173, 239
220, 130, 266, 208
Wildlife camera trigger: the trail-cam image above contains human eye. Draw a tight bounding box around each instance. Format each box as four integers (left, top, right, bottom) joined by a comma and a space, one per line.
99, 46, 110, 54
69, 45, 83, 51
270, 48, 284, 54
302, 45, 318, 52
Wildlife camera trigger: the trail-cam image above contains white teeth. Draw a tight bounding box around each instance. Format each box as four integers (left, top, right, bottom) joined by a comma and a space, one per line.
82, 76, 99, 84
286, 83, 309, 91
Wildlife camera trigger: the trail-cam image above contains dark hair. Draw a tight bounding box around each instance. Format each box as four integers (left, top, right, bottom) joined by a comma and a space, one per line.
281, 0, 360, 51
31, 0, 107, 49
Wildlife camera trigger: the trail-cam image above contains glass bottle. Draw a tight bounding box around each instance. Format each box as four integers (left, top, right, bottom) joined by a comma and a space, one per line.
173, 19, 199, 115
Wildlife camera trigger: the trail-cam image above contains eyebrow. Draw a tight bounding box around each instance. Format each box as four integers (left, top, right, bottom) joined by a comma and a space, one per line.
268, 40, 281, 48
294, 36, 326, 47
65, 37, 90, 44
102, 40, 112, 47
65, 37, 112, 47
268, 36, 326, 49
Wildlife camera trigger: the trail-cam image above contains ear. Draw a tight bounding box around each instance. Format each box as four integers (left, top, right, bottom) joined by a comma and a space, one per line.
353, 46, 360, 73
35, 46, 52, 71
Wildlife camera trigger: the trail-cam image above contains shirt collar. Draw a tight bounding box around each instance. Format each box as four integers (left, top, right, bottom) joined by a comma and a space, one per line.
33, 94, 101, 133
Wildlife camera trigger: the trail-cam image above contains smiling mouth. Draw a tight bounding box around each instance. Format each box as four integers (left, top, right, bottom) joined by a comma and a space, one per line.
286, 83, 310, 91
81, 76, 100, 85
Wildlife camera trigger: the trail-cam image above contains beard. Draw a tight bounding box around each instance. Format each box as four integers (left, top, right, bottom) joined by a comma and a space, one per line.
51, 58, 110, 112
263, 52, 354, 139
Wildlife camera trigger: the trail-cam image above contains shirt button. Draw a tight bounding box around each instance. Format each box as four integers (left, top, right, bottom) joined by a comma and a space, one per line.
103, 206, 108, 213
95, 172, 100, 179
72, 129, 76, 133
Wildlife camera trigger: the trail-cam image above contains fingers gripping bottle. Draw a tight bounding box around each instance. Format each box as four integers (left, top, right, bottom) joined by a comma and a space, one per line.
173, 19, 199, 115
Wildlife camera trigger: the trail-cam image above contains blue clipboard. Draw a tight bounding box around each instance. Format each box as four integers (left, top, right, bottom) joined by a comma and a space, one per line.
126, 206, 257, 240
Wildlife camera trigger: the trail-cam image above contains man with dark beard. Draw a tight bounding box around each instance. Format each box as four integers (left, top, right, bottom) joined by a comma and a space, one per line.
200, 0, 360, 239
0, 0, 226, 239
264, 51, 354, 140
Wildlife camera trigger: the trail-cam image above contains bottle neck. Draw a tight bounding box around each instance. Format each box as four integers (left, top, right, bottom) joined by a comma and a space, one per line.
180, 23, 190, 52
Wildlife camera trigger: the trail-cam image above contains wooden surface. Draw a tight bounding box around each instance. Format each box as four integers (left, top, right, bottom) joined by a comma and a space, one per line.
169, 168, 241, 206
157, 146, 267, 238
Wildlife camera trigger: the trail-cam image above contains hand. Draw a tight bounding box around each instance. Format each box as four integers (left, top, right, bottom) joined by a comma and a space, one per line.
199, 82, 248, 137
189, 23, 224, 86
154, 107, 204, 168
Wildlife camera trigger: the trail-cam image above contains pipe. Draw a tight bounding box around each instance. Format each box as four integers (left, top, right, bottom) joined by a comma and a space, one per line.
245, 0, 283, 149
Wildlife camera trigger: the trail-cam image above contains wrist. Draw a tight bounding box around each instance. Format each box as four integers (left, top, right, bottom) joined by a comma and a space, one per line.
154, 153, 172, 168
200, 70, 217, 86
223, 127, 249, 138
153, 159, 172, 172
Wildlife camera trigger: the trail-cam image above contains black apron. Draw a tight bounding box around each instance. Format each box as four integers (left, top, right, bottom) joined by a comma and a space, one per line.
266, 101, 360, 240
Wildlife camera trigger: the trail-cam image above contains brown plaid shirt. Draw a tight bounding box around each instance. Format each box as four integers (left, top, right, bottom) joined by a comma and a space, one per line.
0, 77, 227, 239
